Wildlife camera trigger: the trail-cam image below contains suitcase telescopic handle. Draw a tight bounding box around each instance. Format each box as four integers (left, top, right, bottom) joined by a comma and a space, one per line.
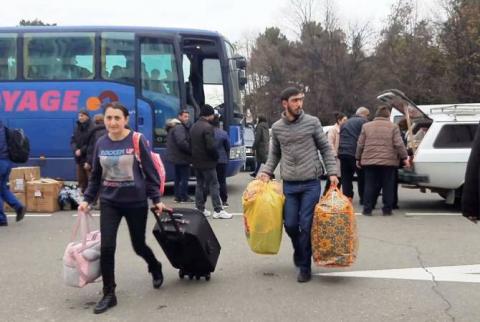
150, 207, 181, 234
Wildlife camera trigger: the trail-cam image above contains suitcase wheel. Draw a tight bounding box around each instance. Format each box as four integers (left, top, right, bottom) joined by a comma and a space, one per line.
205, 274, 211, 281
179, 270, 185, 279
195, 275, 201, 281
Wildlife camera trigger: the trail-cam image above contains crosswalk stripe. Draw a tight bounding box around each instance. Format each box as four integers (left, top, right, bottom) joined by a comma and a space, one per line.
405, 212, 461, 216
6, 214, 52, 217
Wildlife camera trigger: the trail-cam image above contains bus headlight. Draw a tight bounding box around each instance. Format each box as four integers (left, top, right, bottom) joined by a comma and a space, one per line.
230, 146, 246, 160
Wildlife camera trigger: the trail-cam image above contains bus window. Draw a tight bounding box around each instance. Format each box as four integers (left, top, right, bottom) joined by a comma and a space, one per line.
140, 38, 180, 145
203, 58, 224, 109
0, 33, 17, 80
24, 33, 94, 80
225, 41, 243, 118
101, 32, 135, 84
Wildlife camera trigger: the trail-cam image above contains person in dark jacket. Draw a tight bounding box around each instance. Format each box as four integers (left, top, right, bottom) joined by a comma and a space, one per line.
251, 115, 269, 177
462, 122, 480, 223
85, 114, 107, 170
166, 110, 193, 203
71, 109, 94, 193
190, 105, 231, 219
338, 107, 370, 203
212, 115, 231, 207
0, 121, 26, 226
78, 102, 166, 314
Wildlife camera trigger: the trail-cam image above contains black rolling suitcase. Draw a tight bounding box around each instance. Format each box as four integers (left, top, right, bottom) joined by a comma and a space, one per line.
152, 208, 221, 281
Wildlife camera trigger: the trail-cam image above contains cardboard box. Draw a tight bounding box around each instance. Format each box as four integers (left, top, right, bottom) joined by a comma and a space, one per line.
26, 178, 62, 213
9, 167, 41, 193
3, 192, 26, 212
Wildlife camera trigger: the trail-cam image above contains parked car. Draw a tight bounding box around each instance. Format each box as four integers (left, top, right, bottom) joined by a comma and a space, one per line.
378, 89, 480, 204
243, 125, 255, 171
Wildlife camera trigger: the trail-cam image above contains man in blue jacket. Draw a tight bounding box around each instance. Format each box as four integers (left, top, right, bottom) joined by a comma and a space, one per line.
338, 107, 370, 204
0, 121, 26, 226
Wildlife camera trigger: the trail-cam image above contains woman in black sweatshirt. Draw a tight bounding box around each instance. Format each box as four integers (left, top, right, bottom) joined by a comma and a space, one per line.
79, 102, 165, 314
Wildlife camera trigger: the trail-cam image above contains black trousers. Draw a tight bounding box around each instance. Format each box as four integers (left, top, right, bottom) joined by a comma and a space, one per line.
339, 155, 364, 202
363, 165, 396, 214
100, 202, 160, 289
216, 163, 228, 203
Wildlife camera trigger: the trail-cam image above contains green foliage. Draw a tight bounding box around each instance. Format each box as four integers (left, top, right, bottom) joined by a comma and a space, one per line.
244, 0, 480, 124
18, 19, 56, 26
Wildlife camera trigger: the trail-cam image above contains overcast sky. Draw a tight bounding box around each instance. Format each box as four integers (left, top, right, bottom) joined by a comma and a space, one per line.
3, 0, 440, 42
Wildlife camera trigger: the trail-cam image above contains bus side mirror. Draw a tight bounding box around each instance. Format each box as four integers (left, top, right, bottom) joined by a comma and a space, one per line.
238, 69, 247, 90
234, 55, 247, 70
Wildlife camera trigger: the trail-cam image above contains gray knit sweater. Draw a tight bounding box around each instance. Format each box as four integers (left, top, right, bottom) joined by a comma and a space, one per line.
261, 111, 337, 181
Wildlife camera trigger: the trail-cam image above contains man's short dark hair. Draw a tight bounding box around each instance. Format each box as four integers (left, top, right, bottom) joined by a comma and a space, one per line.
280, 87, 302, 102
375, 105, 391, 118
178, 110, 189, 116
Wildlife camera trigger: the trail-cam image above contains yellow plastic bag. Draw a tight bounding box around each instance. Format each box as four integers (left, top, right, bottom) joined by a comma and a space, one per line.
311, 186, 358, 267
242, 180, 285, 254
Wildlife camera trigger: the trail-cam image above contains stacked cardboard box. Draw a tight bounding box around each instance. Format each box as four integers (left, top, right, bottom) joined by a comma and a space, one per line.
26, 178, 63, 213
4, 167, 41, 212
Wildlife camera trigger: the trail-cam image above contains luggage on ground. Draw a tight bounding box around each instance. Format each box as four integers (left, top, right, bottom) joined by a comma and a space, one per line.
152, 208, 220, 280
63, 210, 101, 287
242, 179, 284, 254
311, 186, 358, 267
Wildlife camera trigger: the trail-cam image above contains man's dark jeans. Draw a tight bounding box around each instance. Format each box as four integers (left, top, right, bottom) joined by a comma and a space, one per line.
174, 164, 190, 201
195, 168, 222, 212
216, 163, 228, 203
363, 165, 396, 214
283, 179, 321, 273
339, 154, 364, 202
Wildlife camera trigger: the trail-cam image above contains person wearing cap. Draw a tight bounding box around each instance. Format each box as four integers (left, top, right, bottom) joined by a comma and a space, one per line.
70, 109, 94, 193
190, 104, 232, 219
258, 87, 338, 283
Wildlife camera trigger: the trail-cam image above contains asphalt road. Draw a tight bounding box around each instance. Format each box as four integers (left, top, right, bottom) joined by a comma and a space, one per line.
0, 172, 479, 322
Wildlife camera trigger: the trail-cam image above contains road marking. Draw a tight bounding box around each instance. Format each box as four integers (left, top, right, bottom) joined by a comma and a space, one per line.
230, 213, 364, 216
316, 264, 480, 283
405, 212, 461, 216
6, 214, 52, 217
72, 213, 100, 217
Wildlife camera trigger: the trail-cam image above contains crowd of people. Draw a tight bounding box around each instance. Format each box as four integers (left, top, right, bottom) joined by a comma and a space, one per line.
2, 86, 468, 314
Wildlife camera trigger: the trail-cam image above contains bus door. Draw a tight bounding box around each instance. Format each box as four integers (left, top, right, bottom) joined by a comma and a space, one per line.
136, 34, 182, 150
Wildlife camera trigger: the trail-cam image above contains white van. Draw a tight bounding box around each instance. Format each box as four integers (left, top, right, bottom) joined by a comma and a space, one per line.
378, 89, 480, 204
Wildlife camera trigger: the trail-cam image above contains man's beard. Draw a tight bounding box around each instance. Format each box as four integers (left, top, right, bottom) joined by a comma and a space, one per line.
287, 106, 302, 121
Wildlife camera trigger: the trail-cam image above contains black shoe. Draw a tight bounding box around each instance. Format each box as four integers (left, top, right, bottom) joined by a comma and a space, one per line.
393, 205, 399, 210
383, 211, 393, 216
174, 198, 181, 203
93, 292, 117, 314
297, 271, 312, 283
250, 173, 256, 178
0, 222, 8, 226
16, 206, 26, 222
362, 210, 372, 216
150, 263, 164, 289
181, 197, 195, 203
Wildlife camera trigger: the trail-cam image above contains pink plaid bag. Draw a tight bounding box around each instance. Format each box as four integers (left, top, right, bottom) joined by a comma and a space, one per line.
63, 210, 101, 288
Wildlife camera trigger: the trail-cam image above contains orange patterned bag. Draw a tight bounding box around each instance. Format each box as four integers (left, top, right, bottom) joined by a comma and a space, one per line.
311, 186, 358, 267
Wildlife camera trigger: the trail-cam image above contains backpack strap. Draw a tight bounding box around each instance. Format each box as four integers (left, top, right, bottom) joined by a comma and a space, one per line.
132, 131, 142, 165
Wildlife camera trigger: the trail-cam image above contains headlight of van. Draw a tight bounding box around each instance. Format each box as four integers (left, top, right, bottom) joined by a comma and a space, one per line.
230, 146, 246, 159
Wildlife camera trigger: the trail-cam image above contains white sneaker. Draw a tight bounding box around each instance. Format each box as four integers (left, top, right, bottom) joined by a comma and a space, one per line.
213, 210, 233, 219
199, 209, 211, 217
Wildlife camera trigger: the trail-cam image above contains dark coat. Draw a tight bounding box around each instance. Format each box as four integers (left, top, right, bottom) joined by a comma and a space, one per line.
338, 115, 368, 157
190, 118, 218, 169
70, 120, 94, 164
252, 121, 269, 164
462, 123, 480, 219
166, 122, 191, 165
214, 128, 230, 165
86, 124, 107, 166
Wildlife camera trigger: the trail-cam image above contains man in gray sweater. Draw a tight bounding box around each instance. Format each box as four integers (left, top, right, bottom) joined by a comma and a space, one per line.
258, 87, 338, 283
